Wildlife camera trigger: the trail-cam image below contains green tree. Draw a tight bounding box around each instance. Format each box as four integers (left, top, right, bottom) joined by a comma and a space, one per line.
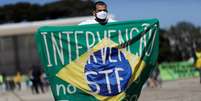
160, 22, 201, 62
0, 0, 94, 24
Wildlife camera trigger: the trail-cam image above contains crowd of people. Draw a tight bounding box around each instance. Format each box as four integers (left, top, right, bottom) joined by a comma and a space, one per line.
0, 65, 49, 94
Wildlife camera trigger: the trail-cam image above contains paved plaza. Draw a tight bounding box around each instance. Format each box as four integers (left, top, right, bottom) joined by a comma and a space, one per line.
0, 78, 200, 101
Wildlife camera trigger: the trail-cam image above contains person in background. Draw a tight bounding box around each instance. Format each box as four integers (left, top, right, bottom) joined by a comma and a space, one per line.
6, 76, 15, 91
147, 63, 162, 88
0, 73, 3, 91
28, 67, 34, 94
31, 65, 45, 94
192, 42, 201, 84
13, 72, 22, 90
41, 71, 49, 92
194, 50, 201, 84
79, 1, 115, 25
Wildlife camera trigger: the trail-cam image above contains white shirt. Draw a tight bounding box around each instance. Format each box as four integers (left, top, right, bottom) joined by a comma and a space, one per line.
79, 18, 116, 25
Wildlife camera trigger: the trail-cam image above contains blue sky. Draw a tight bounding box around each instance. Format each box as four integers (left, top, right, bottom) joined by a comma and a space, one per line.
0, 0, 55, 5
1, 0, 201, 28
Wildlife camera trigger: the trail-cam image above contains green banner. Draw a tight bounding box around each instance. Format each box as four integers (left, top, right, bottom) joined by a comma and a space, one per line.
159, 61, 199, 81
35, 19, 159, 101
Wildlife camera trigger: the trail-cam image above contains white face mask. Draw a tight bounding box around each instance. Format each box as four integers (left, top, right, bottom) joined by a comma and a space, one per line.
96, 11, 108, 20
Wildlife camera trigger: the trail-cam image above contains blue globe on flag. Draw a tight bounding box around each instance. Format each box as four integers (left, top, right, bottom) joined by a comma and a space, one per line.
85, 47, 132, 96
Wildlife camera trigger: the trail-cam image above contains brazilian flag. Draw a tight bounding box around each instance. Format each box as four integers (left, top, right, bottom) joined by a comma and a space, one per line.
35, 19, 159, 101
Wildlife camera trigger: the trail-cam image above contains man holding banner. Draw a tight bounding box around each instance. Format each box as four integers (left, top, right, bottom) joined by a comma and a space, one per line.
35, 1, 159, 101
79, 1, 115, 25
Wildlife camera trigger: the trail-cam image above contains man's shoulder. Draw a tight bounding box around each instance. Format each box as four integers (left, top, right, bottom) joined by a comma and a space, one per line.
79, 19, 116, 25
108, 19, 116, 22
78, 19, 97, 25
